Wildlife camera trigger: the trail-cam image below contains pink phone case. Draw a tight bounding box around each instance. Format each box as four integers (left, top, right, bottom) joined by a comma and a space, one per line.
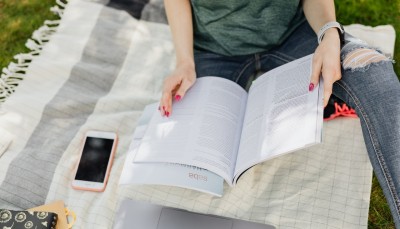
71, 132, 118, 192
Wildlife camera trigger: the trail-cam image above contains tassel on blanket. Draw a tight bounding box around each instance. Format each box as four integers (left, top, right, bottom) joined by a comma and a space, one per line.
51, 0, 68, 17
0, 0, 69, 104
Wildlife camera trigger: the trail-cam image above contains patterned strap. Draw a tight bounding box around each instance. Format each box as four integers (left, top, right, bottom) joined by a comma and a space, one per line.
317, 21, 345, 44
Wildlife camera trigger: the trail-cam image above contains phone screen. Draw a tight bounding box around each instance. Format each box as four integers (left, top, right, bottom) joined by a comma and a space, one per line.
75, 137, 114, 182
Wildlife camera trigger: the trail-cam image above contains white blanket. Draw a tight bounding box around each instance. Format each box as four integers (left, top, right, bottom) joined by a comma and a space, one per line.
0, 0, 395, 228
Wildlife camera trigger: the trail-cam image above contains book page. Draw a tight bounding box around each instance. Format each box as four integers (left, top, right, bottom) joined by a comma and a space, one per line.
234, 55, 323, 179
134, 77, 247, 185
119, 103, 224, 197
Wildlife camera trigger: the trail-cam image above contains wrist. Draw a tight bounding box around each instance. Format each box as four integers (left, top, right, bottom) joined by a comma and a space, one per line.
317, 21, 345, 46
323, 28, 340, 41
176, 58, 195, 69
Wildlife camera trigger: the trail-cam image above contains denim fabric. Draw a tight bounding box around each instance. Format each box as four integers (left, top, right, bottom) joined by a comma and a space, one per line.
194, 21, 400, 228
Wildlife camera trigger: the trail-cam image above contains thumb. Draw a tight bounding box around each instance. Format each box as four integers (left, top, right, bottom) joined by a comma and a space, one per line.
309, 56, 322, 92
174, 78, 195, 101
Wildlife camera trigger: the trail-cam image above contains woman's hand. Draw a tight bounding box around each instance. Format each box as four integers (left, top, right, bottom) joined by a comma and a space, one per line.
309, 28, 342, 107
159, 62, 196, 117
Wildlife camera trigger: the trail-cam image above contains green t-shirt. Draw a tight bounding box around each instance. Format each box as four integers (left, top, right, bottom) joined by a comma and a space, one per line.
191, 0, 306, 56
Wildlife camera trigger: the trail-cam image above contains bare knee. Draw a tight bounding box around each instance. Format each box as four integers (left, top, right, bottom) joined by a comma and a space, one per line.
342, 48, 391, 71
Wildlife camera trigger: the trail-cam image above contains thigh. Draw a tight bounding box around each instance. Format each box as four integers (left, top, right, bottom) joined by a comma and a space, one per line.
194, 50, 257, 89
259, 20, 318, 72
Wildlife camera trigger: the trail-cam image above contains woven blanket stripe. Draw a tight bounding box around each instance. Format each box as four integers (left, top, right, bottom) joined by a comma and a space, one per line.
0, 3, 136, 209
108, 0, 167, 24
0, 0, 103, 188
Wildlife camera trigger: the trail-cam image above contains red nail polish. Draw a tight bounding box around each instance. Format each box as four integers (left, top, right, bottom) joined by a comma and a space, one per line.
166, 112, 170, 117
175, 95, 181, 101
309, 83, 315, 92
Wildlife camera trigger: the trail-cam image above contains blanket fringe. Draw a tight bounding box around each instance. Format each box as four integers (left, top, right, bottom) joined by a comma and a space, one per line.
0, 0, 69, 104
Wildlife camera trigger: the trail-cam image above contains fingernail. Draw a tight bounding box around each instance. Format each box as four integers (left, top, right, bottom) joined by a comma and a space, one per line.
158, 106, 160, 111
309, 83, 314, 92
162, 106, 166, 111
175, 95, 181, 101
166, 111, 170, 117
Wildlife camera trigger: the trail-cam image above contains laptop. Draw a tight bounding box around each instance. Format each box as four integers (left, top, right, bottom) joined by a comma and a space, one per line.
113, 199, 275, 229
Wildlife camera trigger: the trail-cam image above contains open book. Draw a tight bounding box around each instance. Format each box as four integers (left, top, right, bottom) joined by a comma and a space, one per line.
120, 54, 323, 196
119, 104, 224, 196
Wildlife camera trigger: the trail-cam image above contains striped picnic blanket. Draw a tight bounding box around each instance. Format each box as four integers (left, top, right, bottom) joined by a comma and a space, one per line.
0, 0, 395, 228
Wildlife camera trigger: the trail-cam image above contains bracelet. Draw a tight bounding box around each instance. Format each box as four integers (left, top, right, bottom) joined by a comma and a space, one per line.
317, 21, 345, 45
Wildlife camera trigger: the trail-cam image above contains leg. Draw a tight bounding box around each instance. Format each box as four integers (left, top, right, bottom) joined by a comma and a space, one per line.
268, 21, 400, 227
258, 20, 318, 71
334, 40, 400, 228
194, 50, 258, 89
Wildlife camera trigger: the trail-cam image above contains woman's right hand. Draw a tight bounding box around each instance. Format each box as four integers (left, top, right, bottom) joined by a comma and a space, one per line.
159, 62, 196, 117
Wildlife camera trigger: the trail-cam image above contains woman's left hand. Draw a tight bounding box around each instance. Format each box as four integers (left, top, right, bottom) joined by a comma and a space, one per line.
309, 28, 342, 107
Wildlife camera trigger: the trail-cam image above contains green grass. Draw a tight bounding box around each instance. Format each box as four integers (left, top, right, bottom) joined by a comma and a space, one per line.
336, 0, 400, 76
0, 0, 57, 68
369, 175, 396, 228
0, 0, 399, 228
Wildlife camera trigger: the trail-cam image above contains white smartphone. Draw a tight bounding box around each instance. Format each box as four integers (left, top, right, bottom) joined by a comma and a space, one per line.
72, 130, 118, 192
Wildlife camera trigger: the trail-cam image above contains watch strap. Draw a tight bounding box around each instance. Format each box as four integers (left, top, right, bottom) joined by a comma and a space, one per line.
318, 21, 345, 46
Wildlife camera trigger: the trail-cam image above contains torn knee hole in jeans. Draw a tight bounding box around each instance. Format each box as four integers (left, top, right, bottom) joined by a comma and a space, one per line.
342, 48, 390, 71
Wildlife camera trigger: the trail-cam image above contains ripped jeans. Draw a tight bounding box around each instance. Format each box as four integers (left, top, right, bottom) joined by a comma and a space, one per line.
194, 21, 400, 227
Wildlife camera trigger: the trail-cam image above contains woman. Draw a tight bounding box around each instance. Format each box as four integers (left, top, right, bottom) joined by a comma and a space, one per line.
159, 0, 400, 227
